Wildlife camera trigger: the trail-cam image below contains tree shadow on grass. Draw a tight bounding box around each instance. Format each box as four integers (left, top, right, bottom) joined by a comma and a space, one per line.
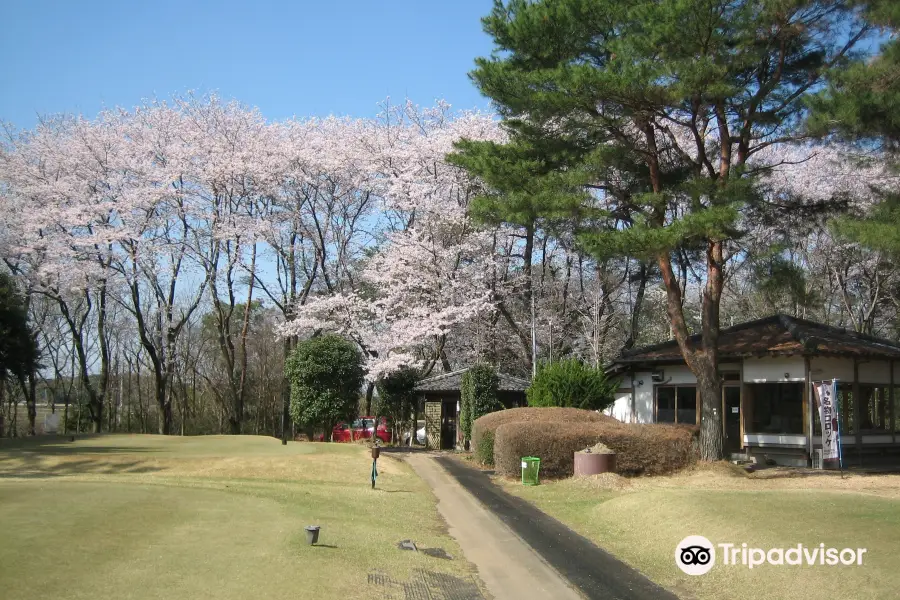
0, 436, 162, 457
0, 448, 167, 478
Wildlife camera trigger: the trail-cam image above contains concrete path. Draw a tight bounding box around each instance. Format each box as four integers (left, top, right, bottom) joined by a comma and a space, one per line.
405, 452, 680, 600
405, 453, 583, 600
435, 457, 680, 600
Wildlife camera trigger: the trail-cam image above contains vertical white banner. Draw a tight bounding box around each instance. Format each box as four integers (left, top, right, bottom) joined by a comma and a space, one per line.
815, 380, 840, 461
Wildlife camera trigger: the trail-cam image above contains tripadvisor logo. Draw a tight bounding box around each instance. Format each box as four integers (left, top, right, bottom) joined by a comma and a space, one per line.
675, 536, 867, 575
676, 536, 716, 575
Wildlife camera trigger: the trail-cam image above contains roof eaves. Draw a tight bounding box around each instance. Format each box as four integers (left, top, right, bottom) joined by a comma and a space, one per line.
417, 367, 470, 386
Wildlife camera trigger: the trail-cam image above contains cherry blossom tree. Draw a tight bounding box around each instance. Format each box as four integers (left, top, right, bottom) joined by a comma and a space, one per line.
281, 102, 503, 381
3, 92, 897, 438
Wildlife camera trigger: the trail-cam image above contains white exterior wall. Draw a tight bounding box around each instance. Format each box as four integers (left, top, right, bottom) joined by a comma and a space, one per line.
742, 357, 806, 382
605, 391, 634, 422
659, 365, 696, 385
858, 360, 892, 384
808, 357, 895, 383
632, 372, 655, 424
808, 357, 855, 382
627, 364, 739, 424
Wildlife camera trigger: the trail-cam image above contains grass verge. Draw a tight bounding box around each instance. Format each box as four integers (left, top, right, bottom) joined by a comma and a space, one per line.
0, 435, 481, 600
502, 464, 900, 600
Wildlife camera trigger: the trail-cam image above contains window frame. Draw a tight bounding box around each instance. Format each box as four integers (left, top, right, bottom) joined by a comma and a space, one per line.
747, 382, 804, 435
654, 384, 699, 425
853, 383, 892, 434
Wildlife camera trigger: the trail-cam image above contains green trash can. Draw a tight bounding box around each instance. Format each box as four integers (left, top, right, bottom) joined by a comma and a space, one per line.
521, 456, 541, 486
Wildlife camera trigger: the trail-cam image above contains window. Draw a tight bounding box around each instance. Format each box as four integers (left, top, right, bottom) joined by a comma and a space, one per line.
722, 371, 741, 382
656, 386, 697, 424
859, 385, 890, 432
837, 384, 854, 435
657, 388, 676, 423
833, 384, 893, 434
894, 387, 900, 434
749, 383, 803, 434
677, 387, 697, 424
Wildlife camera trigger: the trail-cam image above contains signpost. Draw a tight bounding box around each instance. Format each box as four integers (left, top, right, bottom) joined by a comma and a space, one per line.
371, 443, 380, 489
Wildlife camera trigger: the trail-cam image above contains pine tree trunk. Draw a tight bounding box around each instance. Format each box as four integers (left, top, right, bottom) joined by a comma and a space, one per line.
696, 362, 724, 461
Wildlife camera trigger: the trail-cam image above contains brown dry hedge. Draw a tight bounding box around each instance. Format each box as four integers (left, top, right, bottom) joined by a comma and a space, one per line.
493, 420, 697, 478
472, 407, 615, 466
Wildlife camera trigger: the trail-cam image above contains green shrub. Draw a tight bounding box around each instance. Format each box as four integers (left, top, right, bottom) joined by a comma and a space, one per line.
460, 364, 501, 444
526, 359, 619, 411
376, 368, 420, 442
493, 420, 696, 478
475, 429, 495, 465
471, 406, 615, 466
286, 334, 365, 439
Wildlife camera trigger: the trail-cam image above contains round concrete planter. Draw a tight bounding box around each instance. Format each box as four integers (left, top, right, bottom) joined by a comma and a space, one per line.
574, 452, 616, 476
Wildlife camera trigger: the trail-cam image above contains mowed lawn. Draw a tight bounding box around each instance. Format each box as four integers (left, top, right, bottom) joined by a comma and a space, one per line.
0, 435, 482, 600
504, 466, 900, 600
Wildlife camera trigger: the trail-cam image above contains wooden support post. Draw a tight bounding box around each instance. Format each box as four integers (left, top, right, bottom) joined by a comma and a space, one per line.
853, 360, 862, 466
888, 359, 897, 444
739, 360, 745, 450
805, 357, 813, 466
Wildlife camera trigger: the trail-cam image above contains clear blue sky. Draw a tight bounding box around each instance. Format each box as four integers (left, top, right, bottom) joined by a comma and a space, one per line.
0, 0, 496, 128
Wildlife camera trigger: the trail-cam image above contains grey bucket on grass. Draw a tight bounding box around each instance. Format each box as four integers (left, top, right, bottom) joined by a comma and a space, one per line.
305, 526, 320, 545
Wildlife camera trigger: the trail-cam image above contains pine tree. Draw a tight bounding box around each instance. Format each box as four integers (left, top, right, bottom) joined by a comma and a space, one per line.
448, 133, 594, 369
459, 0, 871, 460
809, 0, 900, 255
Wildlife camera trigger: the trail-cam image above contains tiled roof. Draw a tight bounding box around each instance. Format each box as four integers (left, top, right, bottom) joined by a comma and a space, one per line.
610, 314, 900, 367
415, 367, 531, 393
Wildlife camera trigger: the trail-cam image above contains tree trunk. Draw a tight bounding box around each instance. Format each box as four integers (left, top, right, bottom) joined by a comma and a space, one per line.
523, 224, 535, 372
282, 338, 293, 443
228, 412, 241, 435
11, 394, 18, 437
0, 379, 5, 437
155, 374, 172, 435
19, 374, 37, 436
657, 246, 726, 461
695, 361, 724, 460
157, 395, 172, 435
624, 262, 649, 351
364, 382, 375, 416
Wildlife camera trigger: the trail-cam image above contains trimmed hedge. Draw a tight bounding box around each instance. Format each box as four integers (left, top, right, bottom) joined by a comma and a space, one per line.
493, 421, 697, 478
471, 407, 615, 466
